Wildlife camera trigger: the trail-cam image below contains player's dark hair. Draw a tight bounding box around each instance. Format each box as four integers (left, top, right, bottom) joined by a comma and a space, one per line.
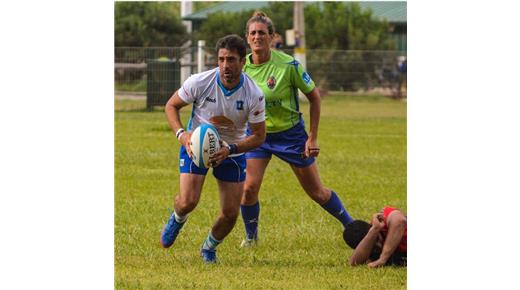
245, 11, 275, 36
215, 34, 247, 60
343, 220, 371, 249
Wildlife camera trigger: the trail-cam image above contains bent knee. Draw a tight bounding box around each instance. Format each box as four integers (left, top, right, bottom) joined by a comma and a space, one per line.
221, 208, 240, 221
242, 185, 260, 204
312, 188, 331, 204
175, 195, 199, 212
244, 183, 260, 196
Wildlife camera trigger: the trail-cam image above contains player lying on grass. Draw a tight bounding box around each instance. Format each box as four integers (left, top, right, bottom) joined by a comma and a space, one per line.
343, 206, 407, 267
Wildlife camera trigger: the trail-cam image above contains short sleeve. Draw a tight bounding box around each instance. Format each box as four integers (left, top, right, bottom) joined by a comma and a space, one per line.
383, 206, 397, 220
291, 59, 315, 94
177, 75, 198, 104
248, 89, 266, 124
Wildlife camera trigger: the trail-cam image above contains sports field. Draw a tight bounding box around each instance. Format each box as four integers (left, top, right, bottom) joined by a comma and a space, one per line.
115, 94, 407, 289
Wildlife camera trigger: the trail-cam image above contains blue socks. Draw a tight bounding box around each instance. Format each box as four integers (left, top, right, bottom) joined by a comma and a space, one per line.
241, 202, 260, 240
320, 191, 353, 227
240, 193, 351, 238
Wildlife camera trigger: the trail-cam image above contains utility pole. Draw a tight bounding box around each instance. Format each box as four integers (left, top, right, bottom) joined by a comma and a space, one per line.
293, 1, 307, 100
180, 0, 192, 84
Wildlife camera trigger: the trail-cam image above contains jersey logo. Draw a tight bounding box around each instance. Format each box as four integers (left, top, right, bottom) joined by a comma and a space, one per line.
302, 72, 312, 84
267, 76, 276, 89
236, 100, 244, 110
205, 96, 216, 103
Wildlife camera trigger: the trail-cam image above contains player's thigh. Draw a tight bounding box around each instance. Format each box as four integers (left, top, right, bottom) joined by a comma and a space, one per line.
245, 158, 271, 188
217, 180, 244, 216
290, 162, 325, 196
178, 173, 206, 205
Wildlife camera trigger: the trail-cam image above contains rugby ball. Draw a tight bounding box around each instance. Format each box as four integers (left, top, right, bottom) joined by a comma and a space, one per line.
189, 123, 221, 168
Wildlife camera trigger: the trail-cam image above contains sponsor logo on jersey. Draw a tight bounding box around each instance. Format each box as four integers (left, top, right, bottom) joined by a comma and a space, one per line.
253, 109, 264, 116
236, 100, 244, 110
265, 99, 282, 108
205, 96, 216, 103
302, 72, 312, 84
267, 76, 276, 89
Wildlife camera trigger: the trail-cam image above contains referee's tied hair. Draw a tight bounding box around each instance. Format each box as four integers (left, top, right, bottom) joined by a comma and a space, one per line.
245, 11, 275, 36
215, 34, 247, 60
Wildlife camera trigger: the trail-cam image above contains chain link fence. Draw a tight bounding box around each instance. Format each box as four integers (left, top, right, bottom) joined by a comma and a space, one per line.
115, 46, 406, 108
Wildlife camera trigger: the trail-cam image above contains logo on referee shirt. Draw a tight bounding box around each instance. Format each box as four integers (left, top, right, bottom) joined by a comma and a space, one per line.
267, 76, 276, 89
302, 72, 312, 84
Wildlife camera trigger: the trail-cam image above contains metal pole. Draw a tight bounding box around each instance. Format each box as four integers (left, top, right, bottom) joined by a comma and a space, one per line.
197, 40, 206, 73
180, 1, 192, 83
293, 2, 307, 100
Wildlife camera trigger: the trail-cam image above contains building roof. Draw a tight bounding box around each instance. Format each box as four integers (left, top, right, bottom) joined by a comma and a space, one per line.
183, 1, 406, 23
358, 1, 406, 23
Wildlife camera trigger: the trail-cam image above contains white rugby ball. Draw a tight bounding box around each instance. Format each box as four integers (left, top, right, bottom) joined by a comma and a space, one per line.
189, 124, 221, 168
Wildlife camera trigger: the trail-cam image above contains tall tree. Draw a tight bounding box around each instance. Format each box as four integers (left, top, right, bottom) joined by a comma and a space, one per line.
195, 2, 394, 50
115, 2, 188, 47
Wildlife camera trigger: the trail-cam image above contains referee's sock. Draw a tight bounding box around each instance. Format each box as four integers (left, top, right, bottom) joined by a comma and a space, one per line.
320, 191, 353, 228
240, 202, 260, 240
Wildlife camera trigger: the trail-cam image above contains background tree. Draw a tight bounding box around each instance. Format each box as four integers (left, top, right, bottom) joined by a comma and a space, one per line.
115, 2, 188, 47
304, 2, 396, 90
195, 11, 251, 53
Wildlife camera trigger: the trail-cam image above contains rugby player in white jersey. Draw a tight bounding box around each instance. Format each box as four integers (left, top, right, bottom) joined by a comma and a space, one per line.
160, 35, 266, 263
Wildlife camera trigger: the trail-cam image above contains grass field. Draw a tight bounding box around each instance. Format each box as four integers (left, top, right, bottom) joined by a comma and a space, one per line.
115, 94, 407, 289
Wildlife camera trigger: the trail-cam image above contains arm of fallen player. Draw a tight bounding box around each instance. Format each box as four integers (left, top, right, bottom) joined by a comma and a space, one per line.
368, 210, 406, 268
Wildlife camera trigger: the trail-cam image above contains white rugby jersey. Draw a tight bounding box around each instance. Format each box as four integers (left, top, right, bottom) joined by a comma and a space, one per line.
178, 67, 265, 145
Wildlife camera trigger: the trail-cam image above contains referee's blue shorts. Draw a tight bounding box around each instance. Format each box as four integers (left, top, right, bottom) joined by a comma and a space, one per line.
246, 119, 315, 168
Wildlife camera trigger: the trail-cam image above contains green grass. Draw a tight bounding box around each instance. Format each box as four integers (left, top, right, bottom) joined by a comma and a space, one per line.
115, 94, 407, 289
116, 79, 147, 92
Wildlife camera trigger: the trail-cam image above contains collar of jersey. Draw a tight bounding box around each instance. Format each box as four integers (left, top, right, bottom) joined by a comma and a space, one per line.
246, 51, 273, 67
216, 71, 244, 97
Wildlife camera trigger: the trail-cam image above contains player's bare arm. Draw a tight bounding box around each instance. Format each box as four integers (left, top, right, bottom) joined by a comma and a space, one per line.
304, 88, 321, 158
165, 91, 192, 155
239, 121, 266, 152
368, 210, 407, 268
349, 214, 385, 266
209, 121, 266, 166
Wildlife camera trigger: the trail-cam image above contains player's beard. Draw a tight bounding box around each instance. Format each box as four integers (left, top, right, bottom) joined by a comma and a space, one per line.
221, 69, 240, 87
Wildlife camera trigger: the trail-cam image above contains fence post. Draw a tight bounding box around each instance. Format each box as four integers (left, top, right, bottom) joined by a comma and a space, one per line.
197, 40, 205, 73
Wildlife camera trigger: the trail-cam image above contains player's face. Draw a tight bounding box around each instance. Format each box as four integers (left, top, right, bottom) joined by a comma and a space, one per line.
217, 48, 245, 89
247, 22, 272, 53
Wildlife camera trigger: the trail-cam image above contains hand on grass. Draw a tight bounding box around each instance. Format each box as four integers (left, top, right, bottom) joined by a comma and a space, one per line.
368, 259, 386, 268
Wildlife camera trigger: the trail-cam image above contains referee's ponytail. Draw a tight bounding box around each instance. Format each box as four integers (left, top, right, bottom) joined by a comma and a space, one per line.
245, 11, 275, 36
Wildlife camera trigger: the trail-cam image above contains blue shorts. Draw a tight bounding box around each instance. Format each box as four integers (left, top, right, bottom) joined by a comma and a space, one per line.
179, 146, 246, 182
246, 119, 315, 168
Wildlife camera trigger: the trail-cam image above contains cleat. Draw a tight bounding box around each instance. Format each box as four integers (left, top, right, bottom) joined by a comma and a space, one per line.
240, 237, 258, 248
200, 248, 217, 263
160, 213, 185, 248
